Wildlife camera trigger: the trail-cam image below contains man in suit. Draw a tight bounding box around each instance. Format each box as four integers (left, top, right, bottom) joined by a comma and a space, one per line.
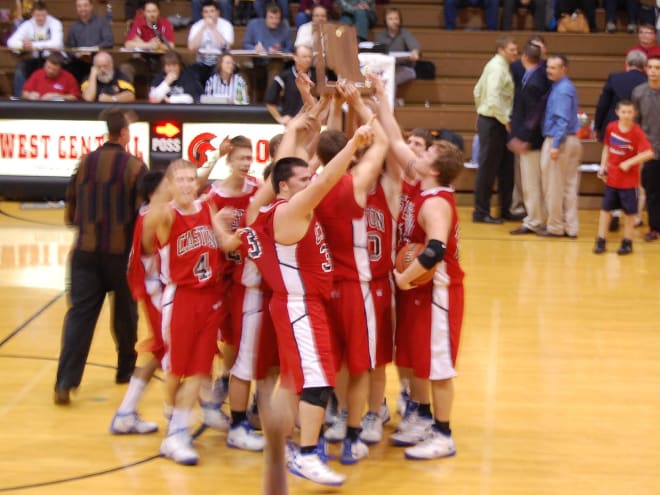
594, 49, 648, 142
508, 42, 552, 235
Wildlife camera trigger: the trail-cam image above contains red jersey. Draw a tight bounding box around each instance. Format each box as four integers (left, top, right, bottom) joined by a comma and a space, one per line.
159, 200, 221, 288
315, 174, 371, 282
126, 205, 160, 300
208, 177, 259, 284
23, 67, 81, 99
604, 121, 652, 189
366, 181, 394, 279
397, 181, 464, 287
126, 13, 175, 44
239, 199, 333, 297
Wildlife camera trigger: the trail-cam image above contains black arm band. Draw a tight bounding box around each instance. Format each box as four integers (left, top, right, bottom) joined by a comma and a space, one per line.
417, 239, 446, 269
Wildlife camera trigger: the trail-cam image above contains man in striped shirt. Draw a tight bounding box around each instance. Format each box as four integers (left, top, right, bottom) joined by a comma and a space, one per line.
54, 107, 148, 405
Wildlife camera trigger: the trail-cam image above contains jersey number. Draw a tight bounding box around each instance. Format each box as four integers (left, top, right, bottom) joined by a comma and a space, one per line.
320, 243, 332, 273
194, 252, 212, 282
244, 228, 263, 259
367, 232, 382, 262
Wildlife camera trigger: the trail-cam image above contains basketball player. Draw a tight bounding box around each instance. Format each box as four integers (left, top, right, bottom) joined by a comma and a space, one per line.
378, 98, 466, 459
146, 159, 223, 465
214, 114, 378, 485
207, 135, 266, 451
110, 170, 169, 434
313, 85, 390, 464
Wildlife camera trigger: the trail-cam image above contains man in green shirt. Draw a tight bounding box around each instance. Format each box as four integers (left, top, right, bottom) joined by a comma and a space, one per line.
473, 35, 518, 223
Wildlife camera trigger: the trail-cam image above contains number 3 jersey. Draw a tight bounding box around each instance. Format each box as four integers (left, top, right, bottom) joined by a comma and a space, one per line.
238, 199, 333, 298
159, 199, 221, 288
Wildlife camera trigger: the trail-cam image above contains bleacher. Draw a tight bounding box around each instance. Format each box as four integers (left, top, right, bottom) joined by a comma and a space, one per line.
0, 0, 641, 203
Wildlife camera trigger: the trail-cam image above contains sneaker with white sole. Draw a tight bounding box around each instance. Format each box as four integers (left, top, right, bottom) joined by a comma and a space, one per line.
202, 405, 230, 432
227, 420, 265, 451
160, 430, 199, 465
404, 430, 456, 460
340, 437, 369, 465
390, 405, 433, 447
360, 412, 383, 444
289, 449, 346, 486
323, 409, 347, 443
110, 412, 159, 435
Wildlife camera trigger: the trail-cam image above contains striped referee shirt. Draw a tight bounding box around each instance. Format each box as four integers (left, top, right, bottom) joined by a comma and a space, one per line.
203, 73, 249, 103
66, 142, 147, 255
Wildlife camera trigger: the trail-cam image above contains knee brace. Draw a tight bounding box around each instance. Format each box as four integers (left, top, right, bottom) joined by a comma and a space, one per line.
300, 386, 333, 408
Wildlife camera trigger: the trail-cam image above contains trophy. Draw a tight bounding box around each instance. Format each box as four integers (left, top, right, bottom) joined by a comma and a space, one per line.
312, 22, 372, 95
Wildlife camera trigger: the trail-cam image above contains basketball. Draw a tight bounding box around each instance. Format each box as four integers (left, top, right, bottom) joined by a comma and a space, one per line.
395, 243, 435, 286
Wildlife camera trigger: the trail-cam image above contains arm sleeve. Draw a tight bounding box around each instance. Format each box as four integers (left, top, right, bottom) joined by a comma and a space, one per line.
7, 22, 28, 50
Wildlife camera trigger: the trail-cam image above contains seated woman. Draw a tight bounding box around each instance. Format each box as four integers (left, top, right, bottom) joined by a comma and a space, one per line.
203, 53, 249, 104
149, 51, 202, 104
374, 7, 420, 86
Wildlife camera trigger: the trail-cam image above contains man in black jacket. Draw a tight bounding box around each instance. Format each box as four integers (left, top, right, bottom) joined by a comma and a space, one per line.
507, 42, 552, 235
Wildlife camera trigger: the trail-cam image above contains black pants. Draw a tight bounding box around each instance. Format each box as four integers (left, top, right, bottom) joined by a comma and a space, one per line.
642, 159, 660, 232
474, 115, 514, 220
55, 249, 138, 389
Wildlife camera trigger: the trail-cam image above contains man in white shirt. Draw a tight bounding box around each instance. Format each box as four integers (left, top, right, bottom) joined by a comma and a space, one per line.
7, 1, 63, 97
188, 0, 234, 87
294, 4, 328, 49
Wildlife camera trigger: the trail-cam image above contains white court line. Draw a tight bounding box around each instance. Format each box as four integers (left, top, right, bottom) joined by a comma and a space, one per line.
480, 299, 500, 495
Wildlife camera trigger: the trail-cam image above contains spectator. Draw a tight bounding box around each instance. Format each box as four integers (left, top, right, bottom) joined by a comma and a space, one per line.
65, 0, 115, 83
7, 1, 63, 97
594, 50, 647, 142
556, 0, 597, 32
265, 45, 313, 124
54, 107, 148, 405
501, 0, 550, 31
632, 55, 660, 241
374, 7, 420, 86
124, 0, 174, 51
191, 0, 233, 24
255, 0, 289, 25
12, 0, 32, 27
242, 3, 293, 98
22, 51, 80, 100
149, 50, 202, 103
188, 0, 234, 87
295, 0, 333, 27
507, 42, 552, 235
539, 54, 582, 238
605, 0, 640, 33
203, 52, 249, 103
444, 0, 499, 31
472, 35, 518, 224
337, 0, 377, 41
627, 23, 660, 58
295, 4, 327, 48
242, 3, 292, 54
81, 51, 136, 102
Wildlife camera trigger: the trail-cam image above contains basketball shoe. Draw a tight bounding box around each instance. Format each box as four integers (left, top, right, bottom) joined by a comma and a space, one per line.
359, 411, 383, 444
110, 412, 158, 434
323, 408, 347, 442
289, 448, 346, 486
160, 429, 199, 465
390, 402, 433, 446
201, 401, 230, 431
340, 437, 369, 465
404, 430, 456, 460
227, 420, 265, 451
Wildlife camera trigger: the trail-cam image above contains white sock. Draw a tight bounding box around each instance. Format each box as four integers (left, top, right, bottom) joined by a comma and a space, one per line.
117, 377, 146, 414
168, 408, 191, 435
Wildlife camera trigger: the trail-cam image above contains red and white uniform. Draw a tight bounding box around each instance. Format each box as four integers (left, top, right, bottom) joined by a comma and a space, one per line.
365, 181, 395, 367
315, 174, 376, 375
208, 177, 276, 380
207, 177, 259, 345
239, 199, 335, 393
159, 200, 222, 377
126, 205, 166, 361
396, 181, 464, 380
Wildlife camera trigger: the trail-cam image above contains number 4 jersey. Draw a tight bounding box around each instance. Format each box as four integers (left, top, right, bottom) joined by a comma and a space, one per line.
159, 200, 221, 288
238, 199, 333, 298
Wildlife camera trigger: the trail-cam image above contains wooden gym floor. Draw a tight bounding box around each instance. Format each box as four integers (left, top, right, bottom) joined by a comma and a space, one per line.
0, 200, 659, 495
